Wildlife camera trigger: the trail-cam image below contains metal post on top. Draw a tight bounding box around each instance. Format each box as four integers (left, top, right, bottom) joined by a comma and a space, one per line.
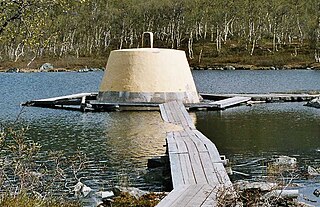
142, 32, 153, 48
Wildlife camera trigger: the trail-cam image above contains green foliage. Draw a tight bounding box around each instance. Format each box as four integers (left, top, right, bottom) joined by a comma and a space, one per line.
0, 0, 320, 65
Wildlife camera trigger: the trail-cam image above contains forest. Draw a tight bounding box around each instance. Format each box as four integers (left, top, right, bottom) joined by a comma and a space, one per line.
1, 0, 320, 69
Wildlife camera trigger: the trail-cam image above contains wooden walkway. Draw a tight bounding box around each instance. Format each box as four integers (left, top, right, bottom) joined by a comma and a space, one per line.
200, 93, 320, 102
22, 92, 98, 111
157, 101, 233, 207
209, 96, 251, 109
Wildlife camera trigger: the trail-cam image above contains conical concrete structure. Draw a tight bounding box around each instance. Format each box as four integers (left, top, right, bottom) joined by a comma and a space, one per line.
97, 40, 200, 104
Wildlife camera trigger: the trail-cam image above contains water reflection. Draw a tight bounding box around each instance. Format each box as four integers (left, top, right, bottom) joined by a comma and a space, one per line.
101, 112, 167, 166
196, 103, 320, 155
23, 110, 168, 192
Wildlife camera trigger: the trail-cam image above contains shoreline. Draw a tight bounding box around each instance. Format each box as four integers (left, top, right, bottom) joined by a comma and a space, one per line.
1, 53, 320, 73
1, 64, 320, 73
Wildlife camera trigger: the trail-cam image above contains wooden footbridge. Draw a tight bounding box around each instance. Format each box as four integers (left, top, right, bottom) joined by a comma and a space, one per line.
157, 101, 234, 207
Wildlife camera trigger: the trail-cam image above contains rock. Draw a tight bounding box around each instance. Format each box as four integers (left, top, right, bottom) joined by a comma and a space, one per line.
307, 166, 320, 176
270, 66, 276, 70
274, 156, 297, 166
74, 181, 92, 197
95, 191, 114, 199
234, 180, 277, 191
6, 67, 19, 73
40, 63, 53, 71
113, 186, 149, 199
305, 97, 320, 108
225, 65, 236, 70
78, 68, 90, 73
262, 189, 299, 199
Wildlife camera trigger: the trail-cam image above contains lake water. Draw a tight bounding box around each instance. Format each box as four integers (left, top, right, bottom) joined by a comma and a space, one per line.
0, 70, 319, 205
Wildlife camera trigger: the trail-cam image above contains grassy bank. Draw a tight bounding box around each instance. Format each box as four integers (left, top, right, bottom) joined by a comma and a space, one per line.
0, 193, 81, 207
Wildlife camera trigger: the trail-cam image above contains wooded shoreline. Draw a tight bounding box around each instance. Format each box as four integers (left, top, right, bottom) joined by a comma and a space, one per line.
2, 0, 320, 73
1, 56, 320, 73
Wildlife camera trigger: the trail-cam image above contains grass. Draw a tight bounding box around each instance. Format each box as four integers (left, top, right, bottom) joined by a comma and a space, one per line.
0, 193, 81, 207
111, 192, 165, 207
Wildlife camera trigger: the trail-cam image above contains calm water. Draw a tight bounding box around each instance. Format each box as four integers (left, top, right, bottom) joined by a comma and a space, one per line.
0, 70, 319, 204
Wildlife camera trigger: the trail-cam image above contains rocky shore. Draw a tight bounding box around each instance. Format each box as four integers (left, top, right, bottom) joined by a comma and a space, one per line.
190, 63, 320, 71
305, 98, 320, 108
1, 64, 320, 73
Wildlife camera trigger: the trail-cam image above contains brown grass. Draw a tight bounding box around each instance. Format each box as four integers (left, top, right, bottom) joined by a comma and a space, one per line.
0, 193, 81, 207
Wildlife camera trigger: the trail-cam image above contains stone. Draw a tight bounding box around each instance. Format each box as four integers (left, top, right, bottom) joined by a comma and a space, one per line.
234, 180, 277, 191
113, 186, 149, 199
270, 66, 276, 70
305, 97, 320, 108
6, 67, 19, 73
274, 155, 297, 165
74, 181, 92, 197
262, 189, 299, 199
95, 191, 114, 198
225, 65, 236, 70
307, 166, 320, 176
40, 63, 53, 71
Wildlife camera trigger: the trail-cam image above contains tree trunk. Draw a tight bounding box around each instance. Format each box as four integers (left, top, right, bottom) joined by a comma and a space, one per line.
188, 31, 194, 59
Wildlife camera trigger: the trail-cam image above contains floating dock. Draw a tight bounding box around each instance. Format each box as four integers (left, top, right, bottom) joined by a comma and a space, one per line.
200, 93, 319, 102
23, 93, 98, 111
22, 92, 319, 111
157, 101, 233, 207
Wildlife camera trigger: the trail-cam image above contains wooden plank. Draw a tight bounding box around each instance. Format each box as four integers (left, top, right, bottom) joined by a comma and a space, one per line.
156, 186, 189, 207
200, 93, 320, 103
200, 187, 219, 207
169, 184, 205, 207
211, 163, 233, 186
168, 101, 181, 124
176, 101, 196, 129
198, 151, 220, 185
159, 104, 169, 122
193, 130, 222, 163
166, 132, 178, 153
192, 130, 232, 186
182, 135, 207, 184
169, 153, 185, 188
173, 132, 196, 186
186, 184, 216, 206
210, 96, 251, 109
33, 92, 95, 102
163, 103, 175, 123
185, 129, 208, 153
173, 131, 188, 153
179, 153, 196, 185
171, 101, 189, 128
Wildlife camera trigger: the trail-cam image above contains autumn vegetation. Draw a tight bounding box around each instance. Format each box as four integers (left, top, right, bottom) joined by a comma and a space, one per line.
1, 0, 320, 70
